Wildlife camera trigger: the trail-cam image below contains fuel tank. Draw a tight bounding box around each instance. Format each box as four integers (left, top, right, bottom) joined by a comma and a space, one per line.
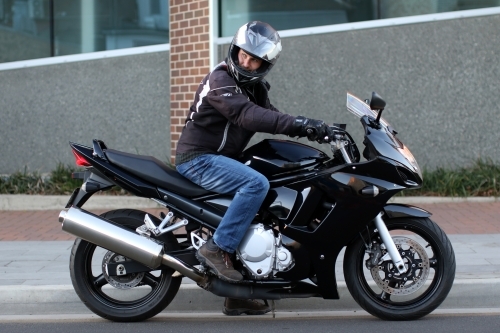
239, 139, 329, 178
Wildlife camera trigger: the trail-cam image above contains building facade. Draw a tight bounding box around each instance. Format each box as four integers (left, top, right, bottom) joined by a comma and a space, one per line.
1, 1, 499, 172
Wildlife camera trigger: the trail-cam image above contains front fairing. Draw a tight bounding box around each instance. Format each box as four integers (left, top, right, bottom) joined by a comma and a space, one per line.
361, 116, 423, 186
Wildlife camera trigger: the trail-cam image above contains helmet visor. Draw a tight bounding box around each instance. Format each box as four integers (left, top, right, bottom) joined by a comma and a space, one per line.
233, 22, 282, 64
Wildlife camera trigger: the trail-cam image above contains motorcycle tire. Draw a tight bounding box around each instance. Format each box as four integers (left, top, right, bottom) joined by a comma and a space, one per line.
344, 217, 455, 321
69, 209, 182, 322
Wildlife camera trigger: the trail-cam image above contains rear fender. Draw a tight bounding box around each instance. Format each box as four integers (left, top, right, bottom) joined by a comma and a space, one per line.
66, 170, 115, 208
383, 203, 431, 219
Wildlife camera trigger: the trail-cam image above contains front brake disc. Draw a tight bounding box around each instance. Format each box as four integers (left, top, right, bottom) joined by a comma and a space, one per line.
370, 236, 430, 295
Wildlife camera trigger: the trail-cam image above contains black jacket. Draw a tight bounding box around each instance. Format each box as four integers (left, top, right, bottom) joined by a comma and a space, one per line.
175, 61, 297, 164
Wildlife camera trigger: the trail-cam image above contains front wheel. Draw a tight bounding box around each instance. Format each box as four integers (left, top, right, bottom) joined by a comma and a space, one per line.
69, 209, 182, 322
344, 217, 455, 320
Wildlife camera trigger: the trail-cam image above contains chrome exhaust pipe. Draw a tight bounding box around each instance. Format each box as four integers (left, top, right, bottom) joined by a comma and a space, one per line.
59, 207, 204, 283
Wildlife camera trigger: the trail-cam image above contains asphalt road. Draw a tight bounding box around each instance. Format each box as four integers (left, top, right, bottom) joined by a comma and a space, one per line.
1, 313, 500, 333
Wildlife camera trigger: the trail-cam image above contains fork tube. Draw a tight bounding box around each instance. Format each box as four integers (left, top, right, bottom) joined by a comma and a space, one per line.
374, 213, 407, 274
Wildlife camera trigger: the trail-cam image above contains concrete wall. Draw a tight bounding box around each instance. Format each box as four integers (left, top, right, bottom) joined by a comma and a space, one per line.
0, 51, 170, 174
222, 14, 500, 170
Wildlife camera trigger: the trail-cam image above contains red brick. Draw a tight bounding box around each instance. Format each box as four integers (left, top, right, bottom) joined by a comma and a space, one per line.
189, 2, 199, 11
189, 18, 199, 27
175, 110, 187, 117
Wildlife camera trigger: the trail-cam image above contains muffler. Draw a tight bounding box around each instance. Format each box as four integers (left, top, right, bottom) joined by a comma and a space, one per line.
59, 207, 204, 283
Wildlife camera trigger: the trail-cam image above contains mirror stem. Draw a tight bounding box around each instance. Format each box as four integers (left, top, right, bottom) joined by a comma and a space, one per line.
375, 109, 384, 123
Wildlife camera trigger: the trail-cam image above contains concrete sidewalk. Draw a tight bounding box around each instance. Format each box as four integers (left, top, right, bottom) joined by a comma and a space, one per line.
0, 195, 499, 316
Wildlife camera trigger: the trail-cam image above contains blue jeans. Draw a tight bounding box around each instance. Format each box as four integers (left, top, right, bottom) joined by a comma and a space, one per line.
176, 154, 270, 253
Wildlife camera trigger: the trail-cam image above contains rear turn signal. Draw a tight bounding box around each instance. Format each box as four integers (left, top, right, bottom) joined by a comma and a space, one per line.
72, 150, 91, 167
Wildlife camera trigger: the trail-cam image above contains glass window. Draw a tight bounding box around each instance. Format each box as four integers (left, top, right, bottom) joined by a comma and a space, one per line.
0, 0, 169, 64
0, 0, 51, 63
219, 0, 500, 37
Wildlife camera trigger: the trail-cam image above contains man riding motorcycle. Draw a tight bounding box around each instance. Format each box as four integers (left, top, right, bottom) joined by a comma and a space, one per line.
175, 21, 333, 315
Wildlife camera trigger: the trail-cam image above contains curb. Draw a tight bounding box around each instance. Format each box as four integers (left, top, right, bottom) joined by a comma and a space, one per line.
0, 194, 498, 211
1, 279, 499, 314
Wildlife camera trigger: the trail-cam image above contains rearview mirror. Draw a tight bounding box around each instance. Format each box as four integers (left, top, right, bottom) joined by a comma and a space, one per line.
369, 92, 386, 111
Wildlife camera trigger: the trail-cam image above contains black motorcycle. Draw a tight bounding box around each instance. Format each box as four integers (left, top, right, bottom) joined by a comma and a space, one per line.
59, 92, 455, 321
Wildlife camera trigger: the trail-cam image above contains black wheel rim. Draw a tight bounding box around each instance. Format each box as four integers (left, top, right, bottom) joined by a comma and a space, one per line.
356, 223, 445, 309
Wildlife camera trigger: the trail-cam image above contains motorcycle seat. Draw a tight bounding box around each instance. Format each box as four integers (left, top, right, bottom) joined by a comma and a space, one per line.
104, 149, 211, 198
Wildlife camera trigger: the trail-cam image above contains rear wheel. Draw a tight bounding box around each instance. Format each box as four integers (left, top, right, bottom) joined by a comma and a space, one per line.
69, 209, 182, 322
344, 217, 455, 320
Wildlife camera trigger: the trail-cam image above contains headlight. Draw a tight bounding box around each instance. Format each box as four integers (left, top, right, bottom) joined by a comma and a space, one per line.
397, 145, 423, 180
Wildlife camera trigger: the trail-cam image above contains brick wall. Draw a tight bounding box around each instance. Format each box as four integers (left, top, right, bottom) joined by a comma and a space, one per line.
169, 0, 210, 163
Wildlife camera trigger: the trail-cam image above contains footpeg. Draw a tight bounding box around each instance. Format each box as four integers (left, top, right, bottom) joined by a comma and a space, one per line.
136, 213, 188, 237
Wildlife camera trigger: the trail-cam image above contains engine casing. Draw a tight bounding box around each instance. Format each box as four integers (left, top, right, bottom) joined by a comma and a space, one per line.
236, 224, 294, 279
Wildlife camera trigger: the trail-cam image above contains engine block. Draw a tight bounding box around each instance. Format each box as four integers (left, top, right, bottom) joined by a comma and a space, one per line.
236, 224, 293, 279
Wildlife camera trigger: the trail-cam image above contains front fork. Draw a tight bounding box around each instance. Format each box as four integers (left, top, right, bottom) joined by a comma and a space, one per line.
330, 138, 407, 274
373, 213, 407, 274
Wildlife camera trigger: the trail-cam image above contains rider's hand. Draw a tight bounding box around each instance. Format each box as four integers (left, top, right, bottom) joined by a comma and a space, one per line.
293, 116, 334, 143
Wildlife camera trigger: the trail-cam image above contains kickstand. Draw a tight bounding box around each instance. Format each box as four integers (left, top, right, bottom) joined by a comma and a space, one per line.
264, 300, 275, 318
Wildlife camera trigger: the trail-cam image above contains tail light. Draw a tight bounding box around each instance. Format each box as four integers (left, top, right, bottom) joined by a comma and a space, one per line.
72, 150, 91, 167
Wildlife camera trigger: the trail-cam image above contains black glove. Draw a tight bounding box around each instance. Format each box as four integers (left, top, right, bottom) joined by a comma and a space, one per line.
292, 116, 334, 143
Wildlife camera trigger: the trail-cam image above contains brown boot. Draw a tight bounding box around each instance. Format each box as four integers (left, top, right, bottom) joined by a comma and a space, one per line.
196, 239, 243, 283
222, 298, 271, 316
